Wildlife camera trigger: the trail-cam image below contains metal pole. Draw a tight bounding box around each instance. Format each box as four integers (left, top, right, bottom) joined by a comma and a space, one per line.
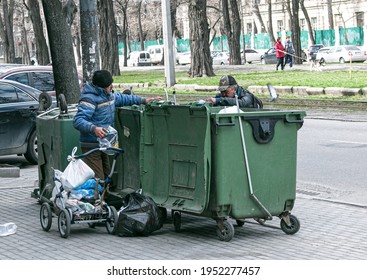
161, 0, 176, 87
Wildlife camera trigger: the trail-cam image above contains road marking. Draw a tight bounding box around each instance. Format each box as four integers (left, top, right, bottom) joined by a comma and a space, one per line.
331, 140, 367, 145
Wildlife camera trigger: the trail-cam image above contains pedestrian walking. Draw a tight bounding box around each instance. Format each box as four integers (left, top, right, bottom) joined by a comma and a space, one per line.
274, 37, 285, 71
284, 35, 295, 68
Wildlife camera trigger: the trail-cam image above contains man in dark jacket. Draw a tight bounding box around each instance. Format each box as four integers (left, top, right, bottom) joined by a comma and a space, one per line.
73, 70, 160, 180
206, 75, 262, 108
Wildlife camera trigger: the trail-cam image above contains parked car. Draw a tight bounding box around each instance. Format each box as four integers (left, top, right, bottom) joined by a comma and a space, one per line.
261, 48, 307, 64
315, 45, 367, 63
0, 80, 55, 164
0, 65, 84, 96
308, 44, 324, 61
241, 48, 262, 64
127, 51, 151, 66
212, 52, 230, 65
176, 51, 191, 65
147, 45, 164, 65
315, 47, 331, 61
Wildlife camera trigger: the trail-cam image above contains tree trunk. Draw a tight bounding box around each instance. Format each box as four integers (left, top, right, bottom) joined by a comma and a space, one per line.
267, 0, 276, 43
80, 0, 100, 82
222, 0, 241, 65
21, 19, 31, 64
252, 1, 266, 34
41, 0, 80, 104
98, 0, 120, 75
327, 0, 334, 30
290, 0, 302, 64
300, 0, 315, 45
188, 0, 214, 77
24, 0, 50, 65
137, 0, 144, 50
0, 0, 15, 63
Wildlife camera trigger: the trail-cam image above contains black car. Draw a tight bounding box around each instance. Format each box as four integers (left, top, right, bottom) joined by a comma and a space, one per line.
261, 48, 308, 64
0, 80, 54, 164
308, 44, 325, 61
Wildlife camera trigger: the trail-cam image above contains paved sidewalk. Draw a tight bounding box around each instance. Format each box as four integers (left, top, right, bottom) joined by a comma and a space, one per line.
0, 164, 366, 260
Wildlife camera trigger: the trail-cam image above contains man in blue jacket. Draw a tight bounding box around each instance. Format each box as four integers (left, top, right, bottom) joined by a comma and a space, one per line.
73, 70, 160, 180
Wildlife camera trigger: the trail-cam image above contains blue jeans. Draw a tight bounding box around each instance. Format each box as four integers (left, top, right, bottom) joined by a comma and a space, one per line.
285, 54, 293, 67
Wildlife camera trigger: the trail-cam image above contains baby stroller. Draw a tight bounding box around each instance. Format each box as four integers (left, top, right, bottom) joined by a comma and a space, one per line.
39, 147, 123, 238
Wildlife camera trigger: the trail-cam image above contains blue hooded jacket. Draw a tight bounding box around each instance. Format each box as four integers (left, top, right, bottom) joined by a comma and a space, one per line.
73, 82, 145, 147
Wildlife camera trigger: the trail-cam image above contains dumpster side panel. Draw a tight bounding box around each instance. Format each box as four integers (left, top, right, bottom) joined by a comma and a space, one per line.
36, 108, 80, 201
141, 105, 211, 213
209, 111, 304, 219
115, 107, 143, 193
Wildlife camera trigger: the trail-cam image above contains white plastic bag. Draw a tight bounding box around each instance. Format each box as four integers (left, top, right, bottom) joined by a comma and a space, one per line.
60, 147, 95, 191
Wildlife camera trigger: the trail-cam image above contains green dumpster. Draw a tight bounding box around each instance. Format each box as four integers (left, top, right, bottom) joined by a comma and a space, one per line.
31, 105, 81, 202
117, 102, 306, 241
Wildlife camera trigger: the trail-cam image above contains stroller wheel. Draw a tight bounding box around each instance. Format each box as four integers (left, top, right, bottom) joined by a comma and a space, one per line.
40, 202, 52, 231
58, 209, 71, 238
106, 206, 118, 235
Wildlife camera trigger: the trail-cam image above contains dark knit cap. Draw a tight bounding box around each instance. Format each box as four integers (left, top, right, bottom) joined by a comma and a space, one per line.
218, 75, 237, 91
92, 70, 113, 88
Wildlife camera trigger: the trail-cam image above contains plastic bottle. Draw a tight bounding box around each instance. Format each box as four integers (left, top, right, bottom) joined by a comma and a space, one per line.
0, 223, 17, 237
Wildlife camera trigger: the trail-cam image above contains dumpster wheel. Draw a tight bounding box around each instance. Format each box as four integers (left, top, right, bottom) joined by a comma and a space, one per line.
40, 202, 52, 232
172, 211, 181, 232
216, 220, 235, 242
280, 214, 300, 235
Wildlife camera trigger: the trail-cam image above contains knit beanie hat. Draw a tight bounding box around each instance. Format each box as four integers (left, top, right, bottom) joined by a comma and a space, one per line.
92, 70, 113, 88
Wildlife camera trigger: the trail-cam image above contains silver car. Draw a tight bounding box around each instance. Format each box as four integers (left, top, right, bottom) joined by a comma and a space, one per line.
316, 45, 367, 63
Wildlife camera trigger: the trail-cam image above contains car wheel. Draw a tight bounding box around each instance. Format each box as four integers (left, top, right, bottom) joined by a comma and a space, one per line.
339, 57, 345, 63
24, 129, 38, 165
261, 58, 265, 64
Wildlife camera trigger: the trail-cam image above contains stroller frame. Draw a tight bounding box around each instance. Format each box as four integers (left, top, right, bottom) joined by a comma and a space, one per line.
39, 147, 123, 238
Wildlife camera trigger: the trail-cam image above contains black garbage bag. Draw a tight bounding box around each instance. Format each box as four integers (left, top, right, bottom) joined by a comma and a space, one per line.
115, 192, 163, 237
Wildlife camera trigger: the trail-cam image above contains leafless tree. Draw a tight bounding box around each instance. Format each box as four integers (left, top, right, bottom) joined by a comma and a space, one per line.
252, 0, 266, 34
267, 0, 276, 43
188, 0, 214, 77
327, 0, 334, 30
222, 0, 241, 64
286, 0, 302, 64
98, 0, 120, 75
0, 0, 15, 63
41, 0, 80, 103
115, 0, 129, 66
23, 0, 50, 65
300, 0, 315, 45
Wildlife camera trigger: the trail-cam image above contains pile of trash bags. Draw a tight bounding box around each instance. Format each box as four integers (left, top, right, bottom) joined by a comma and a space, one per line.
115, 191, 164, 237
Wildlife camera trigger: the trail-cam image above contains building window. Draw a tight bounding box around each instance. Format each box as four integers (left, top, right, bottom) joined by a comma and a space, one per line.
277, 20, 283, 32
335, 14, 343, 27
356, 12, 364, 27
300, 19, 305, 30
311, 17, 317, 29
246, 23, 252, 34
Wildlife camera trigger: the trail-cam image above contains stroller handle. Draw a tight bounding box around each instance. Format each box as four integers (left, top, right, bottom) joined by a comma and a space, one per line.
74, 147, 124, 159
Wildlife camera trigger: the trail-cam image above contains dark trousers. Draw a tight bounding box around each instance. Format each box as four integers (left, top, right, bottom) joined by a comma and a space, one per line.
81, 147, 110, 180
276, 57, 284, 70
285, 54, 293, 67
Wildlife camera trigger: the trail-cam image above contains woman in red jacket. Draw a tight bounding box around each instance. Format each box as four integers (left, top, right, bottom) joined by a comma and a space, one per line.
274, 37, 285, 70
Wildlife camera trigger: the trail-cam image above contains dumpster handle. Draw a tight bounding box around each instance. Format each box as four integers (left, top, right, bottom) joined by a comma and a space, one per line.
235, 96, 272, 220
285, 115, 304, 124
215, 122, 235, 127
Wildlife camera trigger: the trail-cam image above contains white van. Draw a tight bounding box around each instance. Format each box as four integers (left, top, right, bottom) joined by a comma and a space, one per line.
127, 51, 151, 67
147, 45, 164, 65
